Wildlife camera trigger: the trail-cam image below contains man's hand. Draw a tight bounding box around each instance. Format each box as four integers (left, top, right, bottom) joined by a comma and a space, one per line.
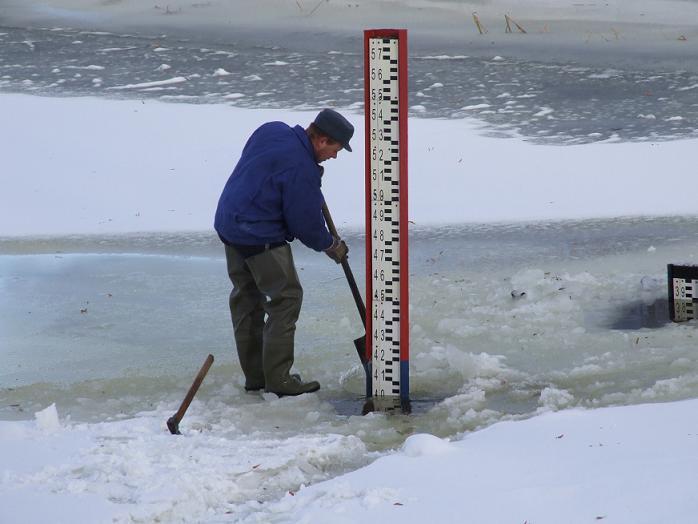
325, 237, 348, 263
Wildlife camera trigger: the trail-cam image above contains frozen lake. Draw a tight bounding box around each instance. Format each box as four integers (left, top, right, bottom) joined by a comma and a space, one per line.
2, 25, 698, 144
3, 8, 698, 518
3, 217, 697, 448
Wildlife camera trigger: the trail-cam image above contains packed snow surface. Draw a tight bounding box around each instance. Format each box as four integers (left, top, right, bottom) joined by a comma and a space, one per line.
2, 94, 698, 236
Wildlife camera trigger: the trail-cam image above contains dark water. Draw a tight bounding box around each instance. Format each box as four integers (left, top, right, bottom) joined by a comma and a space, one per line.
2, 25, 698, 144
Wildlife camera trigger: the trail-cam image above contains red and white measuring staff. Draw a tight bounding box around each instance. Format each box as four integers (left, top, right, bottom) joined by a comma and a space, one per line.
364, 29, 409, 409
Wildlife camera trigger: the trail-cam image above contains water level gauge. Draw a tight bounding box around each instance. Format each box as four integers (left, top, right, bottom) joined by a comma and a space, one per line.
364, 29, 409, 411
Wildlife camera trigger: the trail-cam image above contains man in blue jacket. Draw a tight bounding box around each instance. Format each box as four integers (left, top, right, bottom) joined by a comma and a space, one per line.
215, 109, 353, 396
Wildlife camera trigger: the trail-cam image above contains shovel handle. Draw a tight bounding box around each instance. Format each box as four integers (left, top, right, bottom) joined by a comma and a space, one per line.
322, 203, 366, 326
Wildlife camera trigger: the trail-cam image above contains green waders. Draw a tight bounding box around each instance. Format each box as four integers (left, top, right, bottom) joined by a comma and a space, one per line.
224, 243, 320, 396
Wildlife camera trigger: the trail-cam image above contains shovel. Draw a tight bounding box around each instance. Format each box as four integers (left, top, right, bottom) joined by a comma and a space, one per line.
322, 203, 370, 385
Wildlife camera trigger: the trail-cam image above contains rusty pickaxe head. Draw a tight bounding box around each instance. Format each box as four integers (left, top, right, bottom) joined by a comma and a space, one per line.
166, 415, 181, 435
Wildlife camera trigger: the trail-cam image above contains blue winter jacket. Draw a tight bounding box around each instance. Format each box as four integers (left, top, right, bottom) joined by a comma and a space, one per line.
214, 122, 333, 251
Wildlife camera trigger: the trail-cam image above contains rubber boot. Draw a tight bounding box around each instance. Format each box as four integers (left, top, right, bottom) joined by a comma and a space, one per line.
225, 243, 267, 391
263, 341, 320, 396
266, 374, 320, 397
236, 335, 265, 391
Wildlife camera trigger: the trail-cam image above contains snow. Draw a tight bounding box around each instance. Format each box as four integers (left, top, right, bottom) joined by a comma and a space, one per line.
2, 0, 698, 519
106, 76, 188, 90
256, 399, 698, 524
1, 398, 697, 523
2, 93, 697, 237
33, 403, 61, 433
2, 90, 697, 523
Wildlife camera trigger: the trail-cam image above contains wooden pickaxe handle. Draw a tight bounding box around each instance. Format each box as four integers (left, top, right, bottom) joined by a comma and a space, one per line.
167, 354, 214, 434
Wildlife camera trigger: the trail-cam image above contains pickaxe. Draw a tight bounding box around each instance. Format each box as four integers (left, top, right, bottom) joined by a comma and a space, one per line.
167, 354, 214, 435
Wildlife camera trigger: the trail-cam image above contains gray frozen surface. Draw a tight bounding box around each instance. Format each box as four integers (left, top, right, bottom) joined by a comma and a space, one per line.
2, 25, 698, 144
2, 218, 698, 450
3, 1, 698, 143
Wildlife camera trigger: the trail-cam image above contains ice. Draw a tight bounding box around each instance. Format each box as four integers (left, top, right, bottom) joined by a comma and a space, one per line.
99, 47, 138, 52
419, 55, 468, 60
533, 106, 554, 117
64, 64, 104, 70
34, 403, 60, 432
107, 77, 187, 89
538, 387, 574, 411
401, 434, 453, 457
2, 25, 697, 144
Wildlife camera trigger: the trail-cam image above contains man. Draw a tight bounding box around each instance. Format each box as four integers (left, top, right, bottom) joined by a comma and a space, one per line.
214, 109, 353, 396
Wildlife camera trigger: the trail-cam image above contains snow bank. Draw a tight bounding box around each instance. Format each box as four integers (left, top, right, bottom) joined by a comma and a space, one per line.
2, 93, 697, 237
3, 398, 696, 523
245, 398, 698, 523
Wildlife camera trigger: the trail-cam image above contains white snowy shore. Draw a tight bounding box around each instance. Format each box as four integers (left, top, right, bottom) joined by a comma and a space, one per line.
250, 398, 698, 524
2, 93, 698, 237
2, 92, 698, 522
2, 398, 697, 523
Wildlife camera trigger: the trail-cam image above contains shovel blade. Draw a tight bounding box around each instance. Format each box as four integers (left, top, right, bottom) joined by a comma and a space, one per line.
354, 335, 371, 398
353, 335, 367, 365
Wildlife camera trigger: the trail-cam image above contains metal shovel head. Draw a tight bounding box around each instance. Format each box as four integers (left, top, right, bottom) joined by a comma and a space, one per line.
353, 335, 367, 366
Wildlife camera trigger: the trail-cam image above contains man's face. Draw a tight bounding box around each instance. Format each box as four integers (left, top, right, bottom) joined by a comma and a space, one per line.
313, 137, 343, 163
